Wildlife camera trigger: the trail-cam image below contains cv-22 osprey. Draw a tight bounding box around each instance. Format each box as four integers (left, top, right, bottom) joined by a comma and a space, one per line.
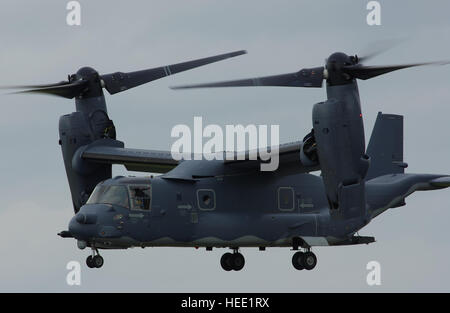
6, 48, 450, 271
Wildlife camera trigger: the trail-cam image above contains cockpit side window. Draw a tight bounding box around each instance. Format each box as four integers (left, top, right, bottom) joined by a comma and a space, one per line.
129, 185, 151, 211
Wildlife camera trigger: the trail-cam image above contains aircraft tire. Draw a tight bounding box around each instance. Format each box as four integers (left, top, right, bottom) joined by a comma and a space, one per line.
302, 252, 317, 270
93, 255, 104, 268
220, 253, 233, 271
230, 253, 245, 271
292, 251, 305, 270
86, 256, 95, 268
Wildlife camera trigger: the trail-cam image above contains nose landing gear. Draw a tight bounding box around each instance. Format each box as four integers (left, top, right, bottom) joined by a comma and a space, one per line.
86, 247, 104, 269
220, 249, 245, 271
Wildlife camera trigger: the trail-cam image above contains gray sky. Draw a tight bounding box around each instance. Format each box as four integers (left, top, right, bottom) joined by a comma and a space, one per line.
0, 0, 449, 292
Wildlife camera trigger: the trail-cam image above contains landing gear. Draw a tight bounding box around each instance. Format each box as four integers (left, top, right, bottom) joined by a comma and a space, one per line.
292, 250, 317, 271
220, 250, 245, 271
86, 247, 104, 269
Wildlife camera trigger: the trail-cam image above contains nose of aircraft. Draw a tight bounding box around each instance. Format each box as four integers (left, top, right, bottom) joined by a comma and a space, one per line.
68, 204, 107, 240
68, 204, 124, 241
75, 212, 98, 224
69, 213, 98, 240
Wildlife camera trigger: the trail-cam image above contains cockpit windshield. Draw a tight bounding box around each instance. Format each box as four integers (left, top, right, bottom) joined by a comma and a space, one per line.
86, 184, 152, 210
86, 185, 130, 208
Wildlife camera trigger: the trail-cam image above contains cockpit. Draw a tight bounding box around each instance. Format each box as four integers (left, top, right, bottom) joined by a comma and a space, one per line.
86, 183, 151, 211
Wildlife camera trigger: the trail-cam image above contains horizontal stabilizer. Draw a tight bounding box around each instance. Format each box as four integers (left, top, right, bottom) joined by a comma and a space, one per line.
430, 177, 450, 188
367, 173, 450, 218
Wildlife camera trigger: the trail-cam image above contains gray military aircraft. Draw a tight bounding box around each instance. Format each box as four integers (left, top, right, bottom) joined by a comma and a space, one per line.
6, 49, 450, 272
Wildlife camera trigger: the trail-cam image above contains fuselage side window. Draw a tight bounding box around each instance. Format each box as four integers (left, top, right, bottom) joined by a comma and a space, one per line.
278, 187, 295, 211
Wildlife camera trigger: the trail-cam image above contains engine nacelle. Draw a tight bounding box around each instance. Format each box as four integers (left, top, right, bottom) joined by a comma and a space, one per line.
312, 97, 370, 219
59, 96, 118, 213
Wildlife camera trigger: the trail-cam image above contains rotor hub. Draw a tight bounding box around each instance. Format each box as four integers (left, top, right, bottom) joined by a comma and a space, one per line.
73, 67, 103, 99
325, 52, 357, 86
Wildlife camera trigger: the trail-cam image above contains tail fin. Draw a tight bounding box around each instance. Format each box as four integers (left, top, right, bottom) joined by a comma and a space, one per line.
366, 112, 408, 180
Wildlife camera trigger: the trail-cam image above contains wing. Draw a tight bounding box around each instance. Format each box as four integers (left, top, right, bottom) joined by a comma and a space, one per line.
80, 139, 316, 176
224, 141, 319, 174
82, 144, 179, 173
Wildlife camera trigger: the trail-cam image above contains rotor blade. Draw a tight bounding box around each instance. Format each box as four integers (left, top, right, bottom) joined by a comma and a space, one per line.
357, 38, 407, 63
0, 81, 71, 90
343, 61, 450, 80
171, 67, 324, 89
8, 80, 89, 99
101, 50, 247, 95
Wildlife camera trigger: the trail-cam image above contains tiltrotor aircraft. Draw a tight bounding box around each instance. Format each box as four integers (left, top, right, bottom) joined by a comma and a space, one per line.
6, 48, 450, 272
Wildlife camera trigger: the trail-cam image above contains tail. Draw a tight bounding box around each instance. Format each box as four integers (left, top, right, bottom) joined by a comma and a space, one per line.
366, 112, 408, 180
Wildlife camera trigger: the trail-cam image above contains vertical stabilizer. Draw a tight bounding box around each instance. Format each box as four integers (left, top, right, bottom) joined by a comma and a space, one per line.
366, 112, 407, 180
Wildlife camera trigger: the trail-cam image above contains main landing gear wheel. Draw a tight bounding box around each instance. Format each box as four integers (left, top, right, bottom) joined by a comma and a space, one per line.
292, 251, 305, 270
230, 253, 245, 271
220, 253, 233, 271
220, 251, 245, 271
302, 252, 317, 270
292, 251, 317, 271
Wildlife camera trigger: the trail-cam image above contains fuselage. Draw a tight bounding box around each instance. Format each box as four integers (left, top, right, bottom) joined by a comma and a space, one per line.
70, 172, 330, 249
69, 166, 425, 250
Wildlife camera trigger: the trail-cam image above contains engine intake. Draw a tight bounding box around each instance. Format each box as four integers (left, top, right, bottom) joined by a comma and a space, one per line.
300, 130, 319, 166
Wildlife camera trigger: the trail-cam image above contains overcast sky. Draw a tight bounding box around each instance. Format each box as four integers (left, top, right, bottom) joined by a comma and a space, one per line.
0, 0, 450, 292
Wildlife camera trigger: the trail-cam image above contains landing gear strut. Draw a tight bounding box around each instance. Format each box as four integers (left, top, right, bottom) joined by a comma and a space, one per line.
86, 247, 104, 269
292, 250, 317, 271
220, 249, 245, 271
